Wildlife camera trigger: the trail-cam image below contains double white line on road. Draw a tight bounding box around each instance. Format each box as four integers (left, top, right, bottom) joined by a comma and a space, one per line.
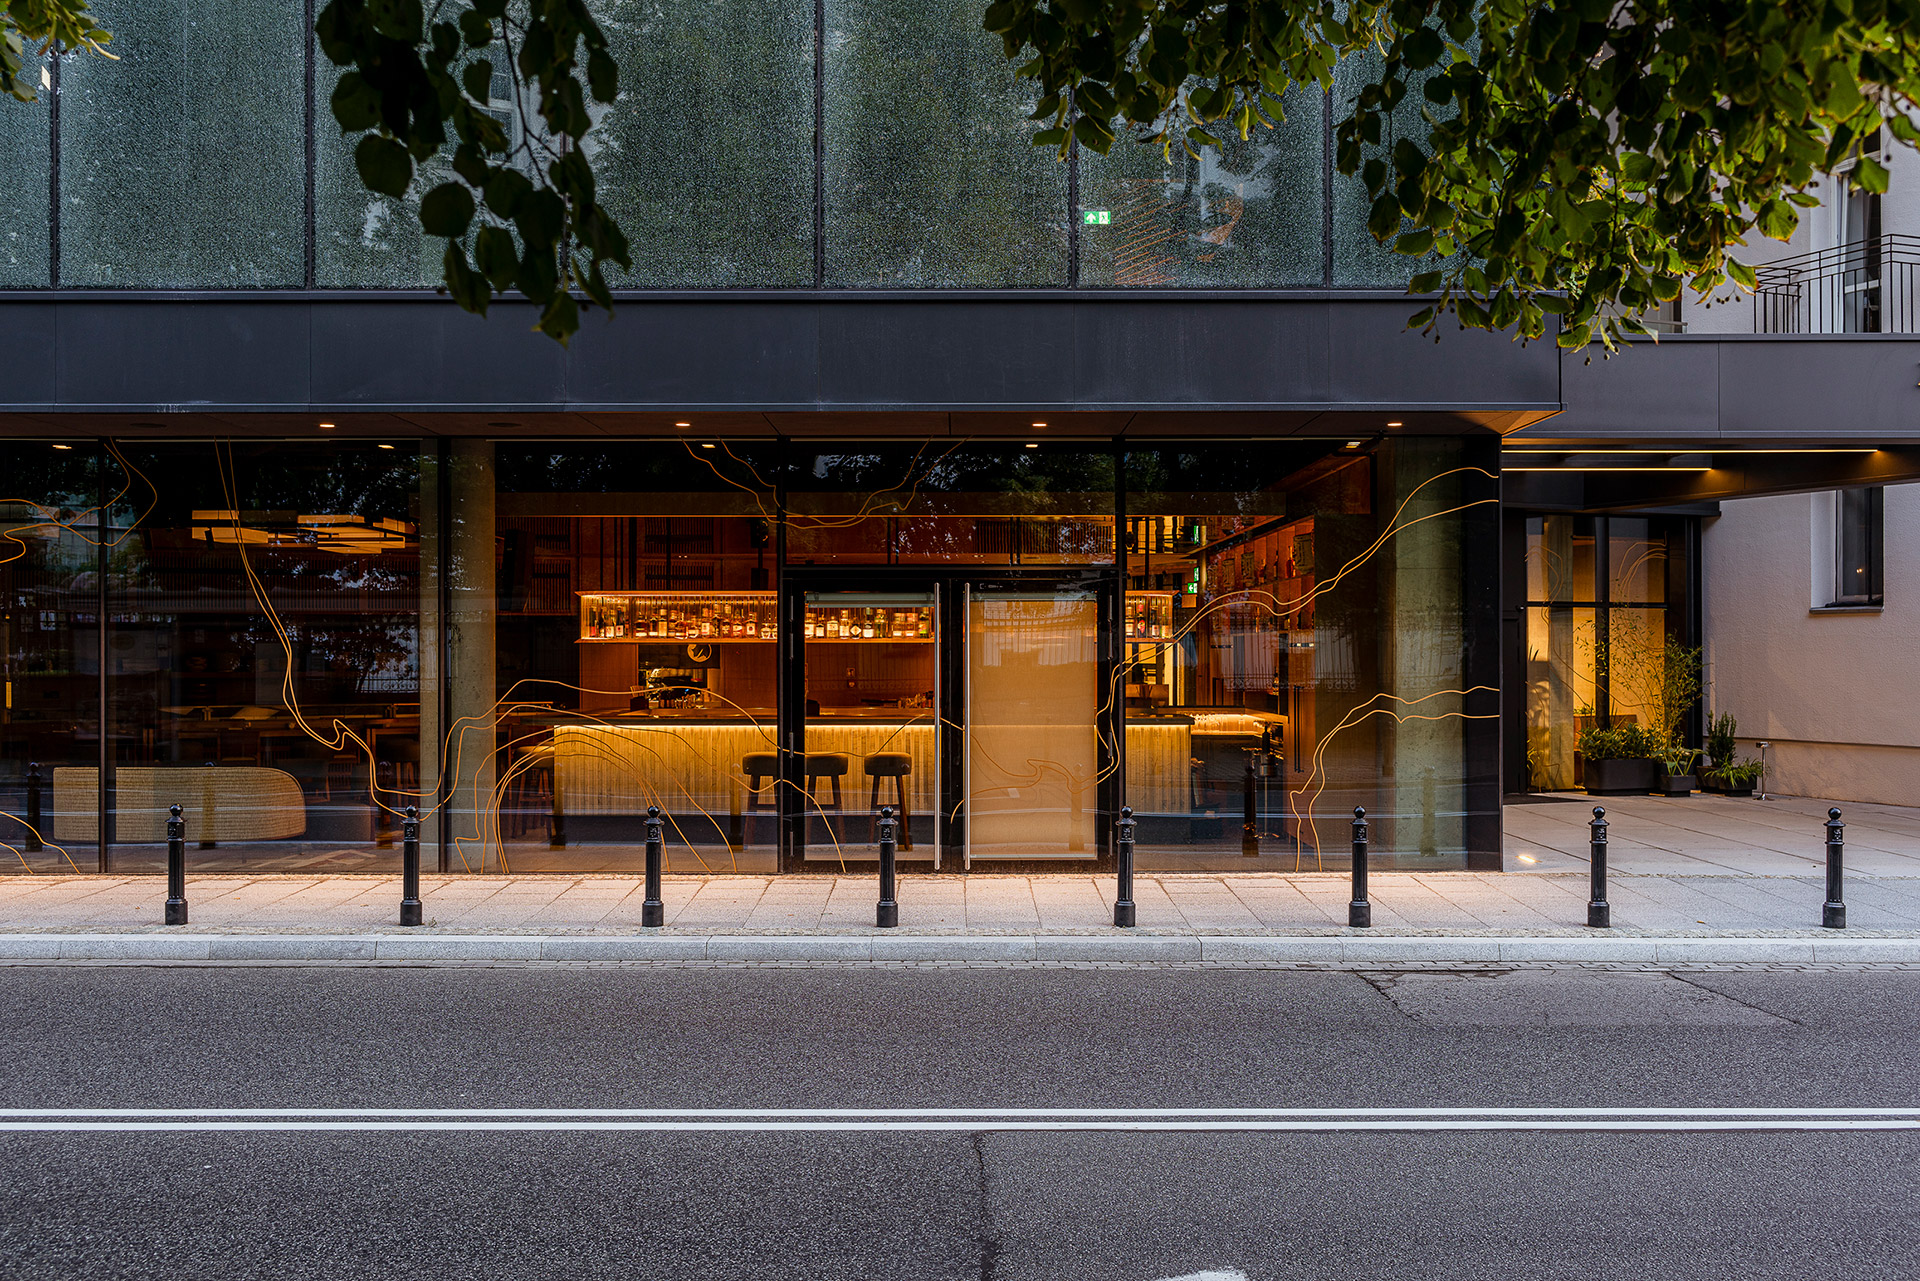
1, 1107, 1917, 1133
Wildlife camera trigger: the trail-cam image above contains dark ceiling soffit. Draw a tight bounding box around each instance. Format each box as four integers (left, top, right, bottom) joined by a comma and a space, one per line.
0, 409, 1546, 438
1503, 447, 1920, 511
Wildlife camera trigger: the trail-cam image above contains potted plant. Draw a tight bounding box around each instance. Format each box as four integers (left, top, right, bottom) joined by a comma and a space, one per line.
1712, 758, 1764, 798
1701, 713, 1738, 793
1577, 723, 1661, 795
1658, 748, 1700, 797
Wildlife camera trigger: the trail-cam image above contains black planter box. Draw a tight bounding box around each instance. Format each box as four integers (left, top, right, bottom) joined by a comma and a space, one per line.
1584, 757, 1659, 795
1702, 771, 1754, 797
1657, 773, 1696, 797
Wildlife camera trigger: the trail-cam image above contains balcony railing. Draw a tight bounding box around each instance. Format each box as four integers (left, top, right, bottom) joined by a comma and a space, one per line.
1753, 234, 1920, 334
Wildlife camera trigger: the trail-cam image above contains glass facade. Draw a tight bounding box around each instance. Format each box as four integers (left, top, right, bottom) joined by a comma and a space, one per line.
3, 436, 1499, 875
59, 0, 306, 287
1077, 89, 1324, 288
0, 6, 1436, 289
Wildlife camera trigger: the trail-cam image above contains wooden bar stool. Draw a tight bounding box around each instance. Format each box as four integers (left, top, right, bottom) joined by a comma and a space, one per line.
802, 752, 850, 840
864, 752, 913, 849
739, 751, 778, 847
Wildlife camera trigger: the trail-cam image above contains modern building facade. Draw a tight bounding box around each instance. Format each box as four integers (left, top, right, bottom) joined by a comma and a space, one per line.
2, 3, 1916, 880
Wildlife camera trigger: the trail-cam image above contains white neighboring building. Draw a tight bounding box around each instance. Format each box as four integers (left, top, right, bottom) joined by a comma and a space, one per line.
1701, 482, 1915, 806
1681, 134, 1919, 805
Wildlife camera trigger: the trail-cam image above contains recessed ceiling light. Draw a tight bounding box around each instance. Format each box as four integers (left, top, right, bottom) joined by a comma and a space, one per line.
318, 422, 336, 430
1344, 441, 1362, 448
1385, 420, 1403, 428
699, 442, 716, 449
674, 421, 692, 428
1031, 421, 1047, 428
377, 443, 395, 450
51, 443, 72, 451
1025, 443, 1039, 449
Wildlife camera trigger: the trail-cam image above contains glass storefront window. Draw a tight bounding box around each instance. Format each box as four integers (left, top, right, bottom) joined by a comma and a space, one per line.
0, 445, 105, 871
95, 441, 421, 871
785, 445, 1116, 565
490, 442, 782, 873
6, 435, 1496, 876
1523, 513, 1685, 792
1125, 440, 1495, 871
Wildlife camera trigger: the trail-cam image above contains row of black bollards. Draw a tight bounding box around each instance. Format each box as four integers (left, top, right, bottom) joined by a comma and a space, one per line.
158, 800, 427, 928
141, 797, 1855, 932
1584, 804, 1848, 930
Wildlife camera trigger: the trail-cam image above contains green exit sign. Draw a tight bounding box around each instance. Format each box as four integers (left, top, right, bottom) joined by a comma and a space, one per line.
1081, 209, 1111, 226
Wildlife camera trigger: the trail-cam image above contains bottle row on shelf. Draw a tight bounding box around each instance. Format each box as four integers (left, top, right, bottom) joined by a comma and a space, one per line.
804, 607, 932, 641
581, 595, 773, 642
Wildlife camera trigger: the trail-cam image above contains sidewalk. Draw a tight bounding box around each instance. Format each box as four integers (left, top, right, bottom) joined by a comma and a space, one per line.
3, 867, 1919, 965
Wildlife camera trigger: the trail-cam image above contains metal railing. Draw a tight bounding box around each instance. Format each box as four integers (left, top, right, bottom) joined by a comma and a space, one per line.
1753, 234, 1920, 334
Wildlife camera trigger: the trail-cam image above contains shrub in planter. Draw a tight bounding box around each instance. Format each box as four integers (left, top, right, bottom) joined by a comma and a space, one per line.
1577, 724, 1661, 795
1705, 758, 1763, 798
1658, 749, 1701, 797
1702, 713, 1739, 792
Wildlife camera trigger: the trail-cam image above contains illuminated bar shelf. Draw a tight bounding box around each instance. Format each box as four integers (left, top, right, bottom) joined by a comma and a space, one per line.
1123, 590, 1177, 644
803, 604, 934, 643
578, 591, 775, 643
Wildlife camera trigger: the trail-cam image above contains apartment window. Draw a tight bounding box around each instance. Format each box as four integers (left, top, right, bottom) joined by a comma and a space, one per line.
1832, 486, 1885, 606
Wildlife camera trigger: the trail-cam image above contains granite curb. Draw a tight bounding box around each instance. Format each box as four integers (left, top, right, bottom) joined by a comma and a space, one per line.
3, 932, 1919, 965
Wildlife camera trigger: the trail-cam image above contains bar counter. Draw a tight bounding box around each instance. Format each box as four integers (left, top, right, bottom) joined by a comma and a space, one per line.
548, 710, 1280, 827
550, 713, 937, 825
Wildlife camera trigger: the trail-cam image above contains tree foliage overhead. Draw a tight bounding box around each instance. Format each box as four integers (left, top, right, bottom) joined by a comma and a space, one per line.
3, 0, 112, 103
983, 0, 1920, 348
316, 0, 630, 343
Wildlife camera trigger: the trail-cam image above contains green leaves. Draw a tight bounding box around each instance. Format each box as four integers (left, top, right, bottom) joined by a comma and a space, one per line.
3, 0, 115, 104
982, 0, 1920, 353
317, 0, 631, 345
354, 135, 413, 198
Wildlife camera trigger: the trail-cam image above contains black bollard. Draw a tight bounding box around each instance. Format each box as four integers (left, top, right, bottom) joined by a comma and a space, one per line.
164, 803, 188, 926
1114, 805, 1137, 928
1242, 755, 1259, 857
23, 762, 42, 852
642, 805, 665, 927
1348, 806, 1371, 928
1587, 806, 1610, 928
876, 804, 898, 928
399, 805, 423, 927
1823, 807, 1846, 929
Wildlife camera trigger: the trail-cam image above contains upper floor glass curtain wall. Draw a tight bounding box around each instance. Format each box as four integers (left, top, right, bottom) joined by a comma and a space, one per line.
4, 0, 1421, 292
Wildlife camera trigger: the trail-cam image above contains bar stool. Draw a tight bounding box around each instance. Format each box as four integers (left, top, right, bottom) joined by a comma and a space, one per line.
803, 752, 850, 836
864, 752, 913, 849
508, 742, 555, 839
740, 751, 779, 847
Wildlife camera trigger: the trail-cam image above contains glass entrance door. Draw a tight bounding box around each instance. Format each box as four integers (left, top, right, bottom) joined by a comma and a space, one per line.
796, 588, 940, 865
963, 586, 1102, 864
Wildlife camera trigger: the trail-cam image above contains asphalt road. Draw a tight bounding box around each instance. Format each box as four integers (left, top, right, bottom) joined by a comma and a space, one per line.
3, 963, 1918, 1280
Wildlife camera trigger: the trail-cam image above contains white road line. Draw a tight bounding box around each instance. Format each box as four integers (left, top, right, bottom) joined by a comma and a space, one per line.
0, 1107, 1915, 1133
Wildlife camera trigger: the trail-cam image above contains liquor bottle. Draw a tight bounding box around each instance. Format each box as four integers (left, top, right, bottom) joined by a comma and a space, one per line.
586, 603, 600, 639
863, 610, 876, 640
917, 609, 930, 639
